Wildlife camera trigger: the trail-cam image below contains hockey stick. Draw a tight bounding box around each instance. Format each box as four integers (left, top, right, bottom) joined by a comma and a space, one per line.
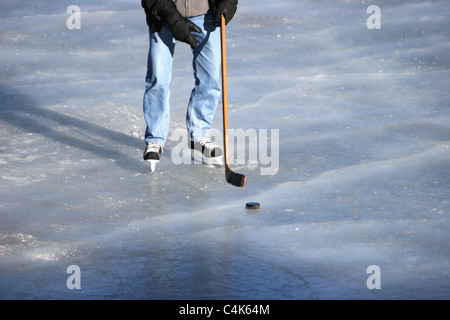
221, 15, 246, 187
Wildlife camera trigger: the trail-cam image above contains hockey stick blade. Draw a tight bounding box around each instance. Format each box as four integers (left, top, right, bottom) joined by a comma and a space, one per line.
226, 169, 246, 187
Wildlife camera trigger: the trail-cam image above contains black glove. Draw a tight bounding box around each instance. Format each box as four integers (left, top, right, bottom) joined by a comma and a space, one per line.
158, 0, 202, 50
213, 0, 238, 27
168, 16, 202, 50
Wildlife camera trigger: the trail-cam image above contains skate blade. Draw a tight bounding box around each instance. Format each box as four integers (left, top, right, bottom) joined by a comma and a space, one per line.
204, 155, 224, 167
191, 153, 224, 167
145, 159, 159, 173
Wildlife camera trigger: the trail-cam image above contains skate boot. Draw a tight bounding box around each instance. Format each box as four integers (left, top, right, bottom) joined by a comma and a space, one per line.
143, 142, 163, 173
189, 137, 224, 166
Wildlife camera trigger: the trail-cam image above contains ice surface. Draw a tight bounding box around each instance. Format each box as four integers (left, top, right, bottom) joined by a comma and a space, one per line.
0, 0, 449, 299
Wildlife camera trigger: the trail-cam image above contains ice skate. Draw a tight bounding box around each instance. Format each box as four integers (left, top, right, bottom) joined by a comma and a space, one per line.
143, 142, 163, 173
189, 137, 224, 167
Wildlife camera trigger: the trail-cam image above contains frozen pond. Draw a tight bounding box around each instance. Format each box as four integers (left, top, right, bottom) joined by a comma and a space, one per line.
0, 0, 449, 299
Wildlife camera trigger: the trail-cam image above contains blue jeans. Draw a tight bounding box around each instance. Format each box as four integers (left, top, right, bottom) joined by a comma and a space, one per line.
143, 13, 221, 146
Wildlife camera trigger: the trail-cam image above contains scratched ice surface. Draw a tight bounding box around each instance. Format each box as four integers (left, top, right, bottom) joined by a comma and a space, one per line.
0, 0, 449, 299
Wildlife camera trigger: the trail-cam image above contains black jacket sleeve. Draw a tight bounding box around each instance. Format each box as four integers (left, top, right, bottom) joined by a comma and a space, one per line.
142, 0, 179, 32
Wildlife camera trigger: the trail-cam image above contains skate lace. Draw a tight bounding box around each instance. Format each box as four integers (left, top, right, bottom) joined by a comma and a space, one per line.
198, 138, 218, 150
146, 143, 163, 153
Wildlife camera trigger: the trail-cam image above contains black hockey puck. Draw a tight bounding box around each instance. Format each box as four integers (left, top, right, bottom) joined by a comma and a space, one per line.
245, 202, 260, 210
